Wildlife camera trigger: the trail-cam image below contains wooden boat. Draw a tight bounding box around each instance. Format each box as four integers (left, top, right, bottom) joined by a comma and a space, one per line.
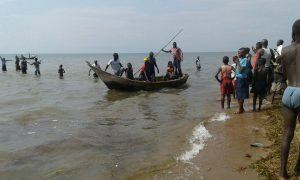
86, 61, 189, 91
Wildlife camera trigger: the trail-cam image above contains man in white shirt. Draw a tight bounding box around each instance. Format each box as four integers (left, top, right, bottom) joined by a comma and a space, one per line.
275, 39, 284, 58
105, 53, 124, 76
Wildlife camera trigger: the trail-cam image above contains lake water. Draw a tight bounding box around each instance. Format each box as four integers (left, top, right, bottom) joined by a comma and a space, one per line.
0, 52, 235, 179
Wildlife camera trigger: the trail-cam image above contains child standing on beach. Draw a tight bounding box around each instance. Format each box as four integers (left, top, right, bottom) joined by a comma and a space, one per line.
215, 56, 234, 109
252, 58, 268, 111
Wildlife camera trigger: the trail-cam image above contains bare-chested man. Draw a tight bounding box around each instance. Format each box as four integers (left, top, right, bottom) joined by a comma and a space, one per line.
280, 19, 300, 180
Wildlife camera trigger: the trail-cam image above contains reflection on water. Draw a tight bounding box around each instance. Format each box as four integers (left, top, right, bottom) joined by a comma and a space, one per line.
104, 89, 140, 102
0, 52, 231, 179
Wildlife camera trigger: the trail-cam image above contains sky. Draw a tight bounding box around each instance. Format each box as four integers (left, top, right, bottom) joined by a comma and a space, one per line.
0, 0, 299, 54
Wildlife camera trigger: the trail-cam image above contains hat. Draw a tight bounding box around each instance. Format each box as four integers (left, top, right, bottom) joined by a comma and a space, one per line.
144, 57, 149, 62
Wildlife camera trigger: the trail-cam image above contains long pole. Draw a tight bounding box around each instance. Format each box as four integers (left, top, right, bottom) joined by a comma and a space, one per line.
154, 29, 183, 57
133, 29, 183, 76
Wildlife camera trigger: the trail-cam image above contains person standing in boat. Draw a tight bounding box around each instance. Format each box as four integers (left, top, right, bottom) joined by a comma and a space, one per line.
1, 57, 12, 72
105, 53, 124, 76
15, 55, 21, 71
89, 60, 101, 78
162, 42, 183, 77
148, 52, 159, 82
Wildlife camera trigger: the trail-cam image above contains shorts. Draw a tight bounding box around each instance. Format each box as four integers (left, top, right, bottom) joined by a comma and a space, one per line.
220, 78, 234, 95
252, 80, 267, 96
271, 82, 287, 93
236, 77, 249, 100
282, 86, 300, 111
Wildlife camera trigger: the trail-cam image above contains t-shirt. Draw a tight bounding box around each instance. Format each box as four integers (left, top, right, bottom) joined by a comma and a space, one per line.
275, 45, 283, 58
148, 57, 157, 73
125, 68, 133, 79
107, 59, 121, 74
1, 58, 6, 65
58, 68, 65, 76
231, 63, 236, 79
141, 64, 147, 73
262, 48, 272, 67
93, 63, 100, 69
21, 60, 27, 69
171, 48, 182, 61
252, 52, 259, 70
33, 61, 40, 70
236, 58, 248, 79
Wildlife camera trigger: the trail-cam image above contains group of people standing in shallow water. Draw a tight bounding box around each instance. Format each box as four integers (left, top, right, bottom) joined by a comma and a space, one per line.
215, 19, 300, 180
215, 38, 285, 113
1, 54, 66, 78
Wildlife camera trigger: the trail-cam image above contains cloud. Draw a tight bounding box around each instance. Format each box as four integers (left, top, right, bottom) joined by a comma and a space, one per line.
0, 0, 299, 53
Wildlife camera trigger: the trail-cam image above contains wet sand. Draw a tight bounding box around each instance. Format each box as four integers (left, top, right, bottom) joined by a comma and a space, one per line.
132, 100, 275, 179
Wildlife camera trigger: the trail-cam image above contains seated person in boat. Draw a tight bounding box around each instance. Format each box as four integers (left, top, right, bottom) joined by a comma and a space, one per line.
165, 61, 176, 80
139, 58, 150, 81
124, 63, 134, 80
105, 53, 124, 76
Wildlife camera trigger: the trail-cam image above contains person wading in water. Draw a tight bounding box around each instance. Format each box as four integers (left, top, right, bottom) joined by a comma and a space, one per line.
1, 57, 12, 72
20, 57, 28, 74
15, 55, 21, 71
30, 58, 41, 76
89, 60, 101, 78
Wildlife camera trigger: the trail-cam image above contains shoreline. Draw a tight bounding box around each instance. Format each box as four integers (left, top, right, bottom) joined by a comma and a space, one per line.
132, 98, 289, 179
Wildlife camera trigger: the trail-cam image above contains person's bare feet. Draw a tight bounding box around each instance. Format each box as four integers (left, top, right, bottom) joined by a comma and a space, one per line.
235, 109, 245, 114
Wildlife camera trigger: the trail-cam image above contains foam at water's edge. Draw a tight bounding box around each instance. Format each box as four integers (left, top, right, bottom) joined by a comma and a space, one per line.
177, 124, 212, 162
211, 112, 230, 122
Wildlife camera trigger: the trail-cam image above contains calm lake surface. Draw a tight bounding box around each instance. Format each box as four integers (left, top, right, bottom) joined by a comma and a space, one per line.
0, 52, 235, 179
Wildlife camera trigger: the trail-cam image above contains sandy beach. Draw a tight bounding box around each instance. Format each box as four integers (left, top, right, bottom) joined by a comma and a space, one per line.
130, 98, 290, 180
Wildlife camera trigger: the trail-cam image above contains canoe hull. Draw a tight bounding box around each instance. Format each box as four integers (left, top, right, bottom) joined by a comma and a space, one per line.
87, 61, 189, 91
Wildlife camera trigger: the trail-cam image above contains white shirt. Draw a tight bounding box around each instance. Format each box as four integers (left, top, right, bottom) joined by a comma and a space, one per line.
275, 45, 283, 58
231, 63, 236, 79
93, 63, 100, 69
107, 59, 121, 74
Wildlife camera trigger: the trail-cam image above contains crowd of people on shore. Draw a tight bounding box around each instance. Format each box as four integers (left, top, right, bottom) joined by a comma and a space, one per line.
214, 19, 300, 180
215, 38, 286, 113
